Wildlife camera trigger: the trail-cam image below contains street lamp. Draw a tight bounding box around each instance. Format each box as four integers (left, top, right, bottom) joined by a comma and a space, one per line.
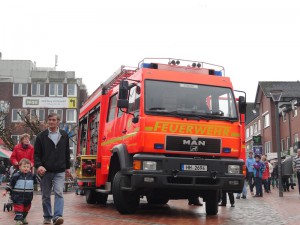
269, 90, 283, 197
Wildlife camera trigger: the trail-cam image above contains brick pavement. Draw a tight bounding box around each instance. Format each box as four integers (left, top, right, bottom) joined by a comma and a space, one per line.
0, 182, 299, 225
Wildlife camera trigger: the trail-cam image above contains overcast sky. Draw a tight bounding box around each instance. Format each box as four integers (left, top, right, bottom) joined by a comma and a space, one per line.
1, 0, 299, 102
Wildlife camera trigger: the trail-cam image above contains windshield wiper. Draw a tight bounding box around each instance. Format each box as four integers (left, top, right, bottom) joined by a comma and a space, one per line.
173, 110, 210, 121
147, 108, 209, 121
204, 114, 238, 122
147, 108, 186, 119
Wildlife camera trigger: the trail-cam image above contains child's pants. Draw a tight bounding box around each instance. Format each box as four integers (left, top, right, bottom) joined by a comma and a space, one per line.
14, 203, 31, 221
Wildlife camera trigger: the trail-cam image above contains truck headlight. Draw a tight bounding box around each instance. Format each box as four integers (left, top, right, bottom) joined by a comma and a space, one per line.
143, 161, 157, 171
228, 165, 240, 174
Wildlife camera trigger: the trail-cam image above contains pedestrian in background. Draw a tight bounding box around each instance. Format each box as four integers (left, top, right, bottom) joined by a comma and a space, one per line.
236, 167, 248, 199
246, 151, 255, 195
0, 161, 6, 185
2, 158, 37, 225
271, 163, 278, 188
282, 156, 294, 192
219, 191, 235, 207
293, 149, 300, 195
10, 133, 34, 170
268, 160, 273, 192
253, 155, 265, 197
34, 113, 71, 225
261, 155, 270, 193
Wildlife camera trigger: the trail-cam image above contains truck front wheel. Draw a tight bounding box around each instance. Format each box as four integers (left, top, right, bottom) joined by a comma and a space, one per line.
205, 191, 219, 216
112, 171, 140, 214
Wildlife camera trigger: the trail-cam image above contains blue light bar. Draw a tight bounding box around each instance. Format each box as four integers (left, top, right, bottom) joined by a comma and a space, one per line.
141, 63, 152, 68
222, 148, 231, 153
214, 71, 222, 76
154, 143, 164, 150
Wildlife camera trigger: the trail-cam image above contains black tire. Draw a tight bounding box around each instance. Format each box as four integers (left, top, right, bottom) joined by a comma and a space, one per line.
112, 171, 140, 214
146, 193, 169, 205
3, 203, 6, 212
205, 191, 219, 216
96, 192, 108, 205
85, 190, 97, 204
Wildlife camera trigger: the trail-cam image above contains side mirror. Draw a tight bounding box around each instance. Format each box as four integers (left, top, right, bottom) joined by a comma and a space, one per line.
118, 80, 129, 100
238, 96, 246, 114
117, 99, 129, 108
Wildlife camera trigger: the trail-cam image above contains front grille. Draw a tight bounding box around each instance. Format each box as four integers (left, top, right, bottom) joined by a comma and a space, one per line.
167, 177, 193, 184
166, 136, 221, 153
195, 178, 218, 185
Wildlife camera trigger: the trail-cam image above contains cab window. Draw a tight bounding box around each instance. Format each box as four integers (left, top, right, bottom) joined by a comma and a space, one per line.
107, 94, 117, 122
128, 85, 140, 115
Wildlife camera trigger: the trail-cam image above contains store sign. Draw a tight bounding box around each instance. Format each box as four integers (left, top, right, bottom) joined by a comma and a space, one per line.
253, 146, 262, 156
252, 135, 262, 145
23, 97, 77, 108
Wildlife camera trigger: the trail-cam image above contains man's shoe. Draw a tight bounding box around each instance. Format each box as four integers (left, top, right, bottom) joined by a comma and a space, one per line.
241, 195, 247, 199
53, 217, 64, 225
43, 218, 52, 224
22, 218, 28, 224
231, 204, 235, 207
218, 203, 226, 206
236, 196, 240, 199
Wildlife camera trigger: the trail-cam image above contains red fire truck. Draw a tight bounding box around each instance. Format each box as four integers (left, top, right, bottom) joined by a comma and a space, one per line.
76, 58, 246, 215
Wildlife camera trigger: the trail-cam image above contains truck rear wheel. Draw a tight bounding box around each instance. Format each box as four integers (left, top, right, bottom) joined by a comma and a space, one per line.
96, 192, 108, 205
205, 191, 219, 216
85, 190, 97, 204
112, 171, 140, 214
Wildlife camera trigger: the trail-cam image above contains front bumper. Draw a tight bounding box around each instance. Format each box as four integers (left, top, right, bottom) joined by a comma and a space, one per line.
130, 154, 244, 192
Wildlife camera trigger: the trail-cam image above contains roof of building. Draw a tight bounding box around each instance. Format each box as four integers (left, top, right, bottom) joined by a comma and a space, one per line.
246, 102, 258, 125
255, 81, 300, 105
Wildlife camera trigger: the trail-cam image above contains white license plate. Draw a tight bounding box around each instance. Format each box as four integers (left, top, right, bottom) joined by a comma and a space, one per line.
181, 164, 207, 171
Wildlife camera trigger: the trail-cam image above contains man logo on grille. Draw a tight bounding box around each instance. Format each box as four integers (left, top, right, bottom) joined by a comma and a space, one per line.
183, 137, 206, 146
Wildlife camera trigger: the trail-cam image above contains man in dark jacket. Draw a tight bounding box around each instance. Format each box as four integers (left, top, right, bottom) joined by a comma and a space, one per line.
34, 113, 70, 225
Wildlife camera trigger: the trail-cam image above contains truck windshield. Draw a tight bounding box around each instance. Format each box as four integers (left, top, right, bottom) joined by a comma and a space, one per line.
145, 80, 238, 121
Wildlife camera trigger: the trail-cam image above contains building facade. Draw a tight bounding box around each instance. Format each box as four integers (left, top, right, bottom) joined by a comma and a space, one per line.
246, 81, 300, 160
0, 59, 88, 161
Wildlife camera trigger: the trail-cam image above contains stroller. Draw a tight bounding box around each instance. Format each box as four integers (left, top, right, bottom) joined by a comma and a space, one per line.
3, 183, 13, 212
3, 195, 13, 212
3, 167, 19, 212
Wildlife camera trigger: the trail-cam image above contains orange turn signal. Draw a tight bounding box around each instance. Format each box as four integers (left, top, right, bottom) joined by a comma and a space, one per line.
242, 165, 247, 177
133, 160, 142, 170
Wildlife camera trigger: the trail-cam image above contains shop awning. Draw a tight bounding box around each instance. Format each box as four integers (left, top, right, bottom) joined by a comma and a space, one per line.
0, 148, 12, 158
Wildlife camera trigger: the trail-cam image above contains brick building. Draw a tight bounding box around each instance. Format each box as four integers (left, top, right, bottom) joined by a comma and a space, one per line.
0, 58, 88, 160
246, 81, 300, 160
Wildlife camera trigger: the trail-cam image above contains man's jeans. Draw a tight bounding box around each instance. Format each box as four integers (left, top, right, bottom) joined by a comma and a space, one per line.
254, 177, 263, 196
40, 172, 65, 220
248, 172, 255, 192
237, 181, 247, 197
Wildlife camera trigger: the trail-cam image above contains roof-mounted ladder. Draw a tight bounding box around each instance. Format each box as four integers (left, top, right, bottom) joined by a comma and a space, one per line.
102, 65, 137, 91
